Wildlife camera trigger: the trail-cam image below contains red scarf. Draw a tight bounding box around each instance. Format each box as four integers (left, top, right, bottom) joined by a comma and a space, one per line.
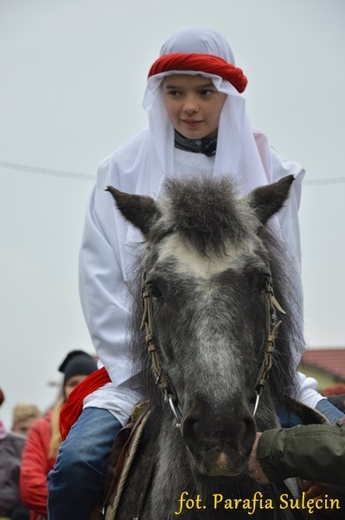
148, 52, 248, 93
59, 366, 111, 440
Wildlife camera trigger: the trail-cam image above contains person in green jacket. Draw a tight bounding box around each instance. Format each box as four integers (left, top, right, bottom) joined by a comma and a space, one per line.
249, 420, 345, 486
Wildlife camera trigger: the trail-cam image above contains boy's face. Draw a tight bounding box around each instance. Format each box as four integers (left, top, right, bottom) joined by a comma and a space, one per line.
162, 74, 227, 140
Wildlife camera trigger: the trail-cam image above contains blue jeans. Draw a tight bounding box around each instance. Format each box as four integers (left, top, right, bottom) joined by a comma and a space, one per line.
278, 398, 345, 427
315, 397, 345, 424
47, 407, 122, 520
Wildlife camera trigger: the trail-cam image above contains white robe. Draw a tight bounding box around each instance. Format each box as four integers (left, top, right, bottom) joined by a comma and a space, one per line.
80, 26, 320, 423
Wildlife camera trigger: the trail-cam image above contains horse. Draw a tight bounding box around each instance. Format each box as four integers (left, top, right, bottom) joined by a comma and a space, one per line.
104, 174, 310, 519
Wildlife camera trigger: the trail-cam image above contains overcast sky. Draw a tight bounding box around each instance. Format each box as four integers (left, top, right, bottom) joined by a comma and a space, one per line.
1, 0, 344, 428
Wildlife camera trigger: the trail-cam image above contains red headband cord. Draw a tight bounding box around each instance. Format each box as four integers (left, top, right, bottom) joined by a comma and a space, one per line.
148, 53, 248, 93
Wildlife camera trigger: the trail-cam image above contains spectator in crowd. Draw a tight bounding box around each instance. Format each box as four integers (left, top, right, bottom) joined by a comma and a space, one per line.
20, 350, 97, 520
11, 404, 41, 437
0, 387, 29, 519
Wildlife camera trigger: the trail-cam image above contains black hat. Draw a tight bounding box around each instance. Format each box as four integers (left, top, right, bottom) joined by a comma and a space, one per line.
58, 350, 97, 387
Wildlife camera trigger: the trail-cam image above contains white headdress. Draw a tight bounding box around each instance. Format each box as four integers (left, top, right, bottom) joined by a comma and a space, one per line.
141, 26, 270, 194
115, 26, 303, 278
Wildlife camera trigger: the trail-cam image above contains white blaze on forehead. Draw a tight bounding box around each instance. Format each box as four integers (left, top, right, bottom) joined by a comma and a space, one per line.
156, 233, 256, 277
155, 232, 262, 403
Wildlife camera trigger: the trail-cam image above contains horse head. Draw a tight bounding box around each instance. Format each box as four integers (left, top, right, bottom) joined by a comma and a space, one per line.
107, 175, 299, 482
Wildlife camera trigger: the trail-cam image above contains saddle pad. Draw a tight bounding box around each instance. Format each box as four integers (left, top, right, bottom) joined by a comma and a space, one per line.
101, 402, 151, 520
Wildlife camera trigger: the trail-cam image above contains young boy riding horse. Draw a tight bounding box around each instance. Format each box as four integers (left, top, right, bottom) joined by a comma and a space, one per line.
47, 26, 344, 519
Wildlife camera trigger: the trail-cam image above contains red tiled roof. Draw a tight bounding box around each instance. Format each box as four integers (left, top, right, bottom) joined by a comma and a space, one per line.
301, 348, 345, 381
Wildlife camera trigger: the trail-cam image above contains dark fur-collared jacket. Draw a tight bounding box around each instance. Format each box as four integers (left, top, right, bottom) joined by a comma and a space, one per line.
0, 427, 25, 516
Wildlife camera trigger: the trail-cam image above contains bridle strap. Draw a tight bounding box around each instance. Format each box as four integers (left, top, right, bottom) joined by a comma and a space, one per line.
253, 276, 286, 416
140, 272, 182, 426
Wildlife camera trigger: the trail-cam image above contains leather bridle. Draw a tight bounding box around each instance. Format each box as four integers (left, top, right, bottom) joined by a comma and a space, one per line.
140, 269, 286, 426
140, 273, 183, 426
253, 274, 286, 415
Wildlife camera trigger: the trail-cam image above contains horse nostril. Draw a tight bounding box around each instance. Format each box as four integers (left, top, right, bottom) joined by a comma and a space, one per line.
182, 407, 256, 453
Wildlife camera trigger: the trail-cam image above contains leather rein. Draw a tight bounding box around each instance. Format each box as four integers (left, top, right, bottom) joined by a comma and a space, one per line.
140, 269, 286, 426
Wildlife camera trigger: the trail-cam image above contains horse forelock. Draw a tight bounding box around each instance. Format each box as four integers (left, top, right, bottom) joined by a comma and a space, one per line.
154, 176, 257, 257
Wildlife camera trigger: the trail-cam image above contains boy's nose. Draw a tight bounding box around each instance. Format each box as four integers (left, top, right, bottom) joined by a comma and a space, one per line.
183, 96, 199, 113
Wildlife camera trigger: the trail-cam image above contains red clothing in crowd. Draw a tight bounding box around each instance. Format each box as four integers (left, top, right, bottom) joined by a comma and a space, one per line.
20, 411, 56, 520
59, 366, 110, 440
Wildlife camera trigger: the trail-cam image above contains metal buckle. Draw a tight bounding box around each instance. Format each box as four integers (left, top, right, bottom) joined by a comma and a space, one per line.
168, 395, 182, 428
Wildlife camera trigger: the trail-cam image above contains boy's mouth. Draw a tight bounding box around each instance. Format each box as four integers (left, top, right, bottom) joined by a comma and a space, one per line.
182, 119, 203, 127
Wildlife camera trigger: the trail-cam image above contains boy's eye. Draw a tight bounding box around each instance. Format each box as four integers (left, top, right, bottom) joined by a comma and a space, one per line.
167, 90, 181, 97
200, 89, 214, 96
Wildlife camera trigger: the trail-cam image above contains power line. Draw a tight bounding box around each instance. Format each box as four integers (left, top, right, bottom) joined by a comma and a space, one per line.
0, 160, 95, 181
304, 177, 345, 186
1, 159, 345, 186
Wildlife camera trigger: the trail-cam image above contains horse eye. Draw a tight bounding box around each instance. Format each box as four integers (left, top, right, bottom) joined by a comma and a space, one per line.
150, 285, 163, 301
256, 276, 268, 294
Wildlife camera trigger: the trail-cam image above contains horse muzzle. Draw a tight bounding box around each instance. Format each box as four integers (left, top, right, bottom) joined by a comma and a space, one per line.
181, 400, 256, 479
188, 447, 249, 479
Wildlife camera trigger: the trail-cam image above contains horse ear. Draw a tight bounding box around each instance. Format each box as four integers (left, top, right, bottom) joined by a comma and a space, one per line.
106, 186, 159, 237
248, 175, 295, 225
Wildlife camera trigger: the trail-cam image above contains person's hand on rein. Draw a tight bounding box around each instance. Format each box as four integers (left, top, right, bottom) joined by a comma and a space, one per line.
248, 432, 270, 484
302, 417, 345, 515
249, 420, 345, 515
